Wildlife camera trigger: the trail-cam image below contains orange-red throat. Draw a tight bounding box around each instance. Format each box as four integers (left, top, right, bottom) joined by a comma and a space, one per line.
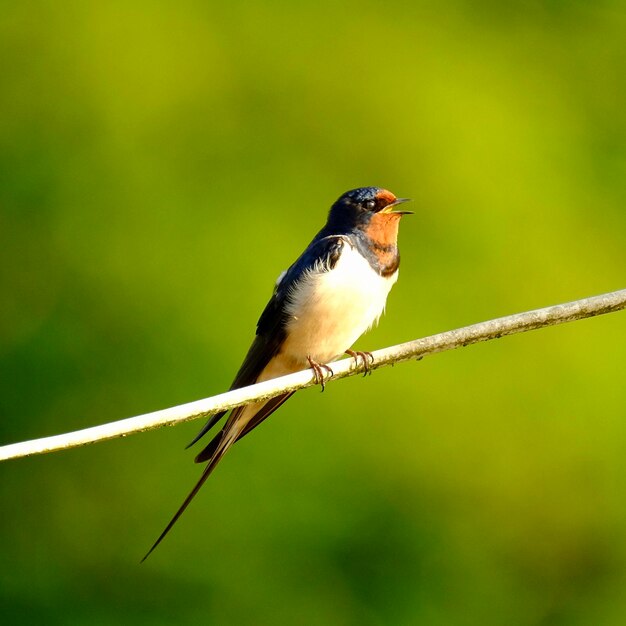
365, 210, 403, 248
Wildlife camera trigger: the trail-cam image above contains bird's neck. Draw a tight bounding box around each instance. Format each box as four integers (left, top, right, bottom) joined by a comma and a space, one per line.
357, 213, 402, 277
363, 212, 402, 247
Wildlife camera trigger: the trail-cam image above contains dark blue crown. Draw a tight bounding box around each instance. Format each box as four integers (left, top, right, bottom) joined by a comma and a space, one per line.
337, 187, 383, 204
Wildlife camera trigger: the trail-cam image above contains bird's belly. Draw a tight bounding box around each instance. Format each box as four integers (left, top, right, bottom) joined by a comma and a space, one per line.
281, 246, 398, 365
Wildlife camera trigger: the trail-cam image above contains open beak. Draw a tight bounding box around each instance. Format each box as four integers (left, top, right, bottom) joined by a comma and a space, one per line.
382, 197, 413, 215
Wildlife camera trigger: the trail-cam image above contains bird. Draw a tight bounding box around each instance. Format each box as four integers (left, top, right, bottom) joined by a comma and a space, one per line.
142, 186, 411, 561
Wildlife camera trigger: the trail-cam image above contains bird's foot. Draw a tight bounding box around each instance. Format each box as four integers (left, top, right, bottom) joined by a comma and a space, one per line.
345, 349, 374, 376
307, 356, 334, 392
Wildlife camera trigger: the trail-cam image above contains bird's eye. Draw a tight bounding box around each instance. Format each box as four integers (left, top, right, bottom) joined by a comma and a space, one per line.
365, 200, 376, 211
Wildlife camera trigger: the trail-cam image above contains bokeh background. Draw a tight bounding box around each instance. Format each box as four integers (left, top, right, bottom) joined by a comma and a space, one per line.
1, 1, 625, 624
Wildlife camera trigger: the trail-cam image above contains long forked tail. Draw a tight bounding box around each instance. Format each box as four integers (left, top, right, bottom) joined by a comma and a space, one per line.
142, 391, 296, 561
140, 433, 235, 563
185, 409, 228, 450
194, 392, 294, 464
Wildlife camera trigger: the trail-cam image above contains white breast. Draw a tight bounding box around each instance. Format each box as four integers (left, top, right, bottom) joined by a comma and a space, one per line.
281, 241, 398, 365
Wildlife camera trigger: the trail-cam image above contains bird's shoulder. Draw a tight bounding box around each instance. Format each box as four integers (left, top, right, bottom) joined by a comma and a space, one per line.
229, 234, 349, 388
257, 234, 350, 332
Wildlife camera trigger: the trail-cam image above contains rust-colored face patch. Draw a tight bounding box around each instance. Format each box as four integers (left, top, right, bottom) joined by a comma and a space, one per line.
363, 212, 402, 276
365, 211, 402, 246
375, 189, 397, 208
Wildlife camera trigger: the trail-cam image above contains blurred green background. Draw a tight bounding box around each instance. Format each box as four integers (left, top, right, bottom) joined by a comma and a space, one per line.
1, 1, 625, 624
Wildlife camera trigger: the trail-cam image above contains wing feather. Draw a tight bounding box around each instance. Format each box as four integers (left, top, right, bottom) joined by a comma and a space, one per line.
144, 235, 346, 560
187, 235, 345, 447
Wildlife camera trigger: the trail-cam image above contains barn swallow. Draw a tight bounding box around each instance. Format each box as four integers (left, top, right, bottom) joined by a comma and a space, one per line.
142, 187, 411, 560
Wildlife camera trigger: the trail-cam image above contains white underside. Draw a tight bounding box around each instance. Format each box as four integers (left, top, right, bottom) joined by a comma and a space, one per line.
231, 242, 398, 429
278, 240, 398, 366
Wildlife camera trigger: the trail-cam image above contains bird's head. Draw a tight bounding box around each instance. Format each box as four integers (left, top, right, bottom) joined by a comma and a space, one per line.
327, 187, 412, 231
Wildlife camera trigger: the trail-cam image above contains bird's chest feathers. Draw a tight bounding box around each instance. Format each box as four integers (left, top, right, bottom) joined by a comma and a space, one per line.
282, 244, 398, 363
